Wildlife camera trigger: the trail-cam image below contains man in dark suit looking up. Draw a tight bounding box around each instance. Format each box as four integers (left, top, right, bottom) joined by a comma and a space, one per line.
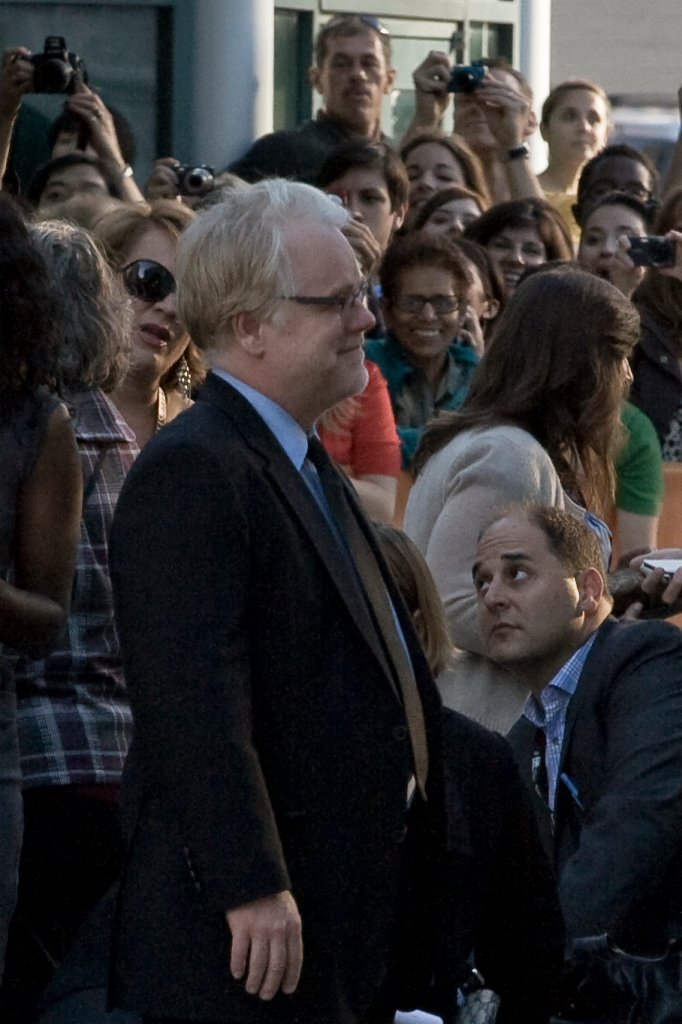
108, 178, 444, 1024
230, 15, 395, 185
472, 505, 682, 1023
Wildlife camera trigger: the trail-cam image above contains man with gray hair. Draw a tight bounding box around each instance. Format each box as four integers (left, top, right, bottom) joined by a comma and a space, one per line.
108, 179, 444, 1024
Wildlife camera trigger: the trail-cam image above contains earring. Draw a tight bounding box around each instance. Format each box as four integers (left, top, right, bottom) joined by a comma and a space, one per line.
176, 355, 192, 398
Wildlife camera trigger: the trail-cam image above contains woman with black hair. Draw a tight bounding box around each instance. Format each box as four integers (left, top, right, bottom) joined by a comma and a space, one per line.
0, 197, 81, 979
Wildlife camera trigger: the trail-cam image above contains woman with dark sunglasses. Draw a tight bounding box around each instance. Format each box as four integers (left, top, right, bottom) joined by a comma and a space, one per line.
93, 199, 204, 446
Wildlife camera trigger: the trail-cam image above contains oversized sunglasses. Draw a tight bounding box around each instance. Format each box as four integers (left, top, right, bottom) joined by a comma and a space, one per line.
121, 259, 176, 303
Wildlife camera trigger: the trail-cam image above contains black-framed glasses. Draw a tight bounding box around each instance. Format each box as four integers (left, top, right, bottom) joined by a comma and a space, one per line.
394, 294, 461, 315
121, 260, 176, 303
321, 14, 390, 37
281, 280, 370, 315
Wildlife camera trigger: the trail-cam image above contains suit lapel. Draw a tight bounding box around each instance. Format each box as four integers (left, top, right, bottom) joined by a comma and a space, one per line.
199, 374, 402, 698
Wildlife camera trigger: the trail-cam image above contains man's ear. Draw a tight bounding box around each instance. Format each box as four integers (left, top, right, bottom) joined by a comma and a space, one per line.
539, 120, 548, 143
308, 64, 324, 96
391, 200, 408, 234
232, 310, 266, 358
578, 568, 606, 616
524, 108, 539, 140
384, 66, 397, 94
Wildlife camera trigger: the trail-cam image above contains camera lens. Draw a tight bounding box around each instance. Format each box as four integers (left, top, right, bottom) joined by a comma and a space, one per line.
36, 58, 72, 93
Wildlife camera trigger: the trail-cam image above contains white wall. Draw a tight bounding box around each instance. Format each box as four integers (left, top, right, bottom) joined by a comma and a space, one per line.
550, 0, 682, 97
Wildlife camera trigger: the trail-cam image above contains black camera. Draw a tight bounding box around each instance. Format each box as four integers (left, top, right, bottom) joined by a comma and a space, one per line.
175, 165, 215, 196
29, 36, 88, 94
448, 63, 487, 94
627, 236, 676, 269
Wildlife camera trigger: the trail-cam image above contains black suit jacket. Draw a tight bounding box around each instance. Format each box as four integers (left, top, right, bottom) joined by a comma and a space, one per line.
419, 708, 564, 1024
508, 617, 682, 952
108, 373, 445, 1023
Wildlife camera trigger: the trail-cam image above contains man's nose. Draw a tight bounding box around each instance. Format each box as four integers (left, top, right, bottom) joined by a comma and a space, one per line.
348, 61, 368, 79
482, 577, 508, 607
348, 300, 375, 333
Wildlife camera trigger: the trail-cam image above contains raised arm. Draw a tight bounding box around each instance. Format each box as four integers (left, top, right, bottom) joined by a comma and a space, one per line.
0, 47, 32, 187
64, 80, 144, 202
400, 51, 452, 147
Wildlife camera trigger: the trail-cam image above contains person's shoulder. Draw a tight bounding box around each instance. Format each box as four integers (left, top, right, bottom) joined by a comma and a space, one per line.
586, 617, 682, 680
228, 120, 331, 183
437, 423, 550, 468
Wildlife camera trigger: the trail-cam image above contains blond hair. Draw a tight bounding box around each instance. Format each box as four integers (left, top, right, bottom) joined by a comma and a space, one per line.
175, 179, 349, 356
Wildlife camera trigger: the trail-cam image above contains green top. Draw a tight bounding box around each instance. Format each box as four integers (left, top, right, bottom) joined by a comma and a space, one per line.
616, 402, 665, 516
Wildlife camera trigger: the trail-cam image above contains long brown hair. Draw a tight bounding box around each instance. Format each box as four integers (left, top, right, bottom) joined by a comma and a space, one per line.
413, 268, 639, 514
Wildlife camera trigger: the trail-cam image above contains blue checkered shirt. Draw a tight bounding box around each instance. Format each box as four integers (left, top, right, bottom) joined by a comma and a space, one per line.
13, 388, 139, 788
522, 633, 597, 810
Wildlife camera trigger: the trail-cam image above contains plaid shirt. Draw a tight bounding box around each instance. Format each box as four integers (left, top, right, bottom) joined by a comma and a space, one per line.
14, 388, 139, 788
522, 632, 596, 811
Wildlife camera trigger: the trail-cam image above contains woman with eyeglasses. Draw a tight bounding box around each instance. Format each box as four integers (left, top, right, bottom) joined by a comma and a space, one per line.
404, 267, 638, 733
0, 207, 201, 1022
366, 234, 480, 468
463, 197, 573, 297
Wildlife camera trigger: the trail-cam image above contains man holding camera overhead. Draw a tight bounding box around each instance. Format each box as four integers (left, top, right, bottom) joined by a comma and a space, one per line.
405, 52, 544, 205
0, 40, 144, 202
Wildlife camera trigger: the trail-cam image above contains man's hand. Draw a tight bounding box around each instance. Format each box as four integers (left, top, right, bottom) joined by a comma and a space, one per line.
0, 48, 32, 121
458, 302, 486, 356
226, 890, 303, 1001
145, 157, 183, 202
65, 82, 123, 163
343, 217, 382, 278
631, 550, 682, 608
473, 75, 534, 151
411, 51, 452, 131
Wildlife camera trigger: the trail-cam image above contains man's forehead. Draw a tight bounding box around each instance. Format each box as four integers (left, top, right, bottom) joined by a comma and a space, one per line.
322, 31, 386, 64
489, 66, 531, 98
476, 516, 551, 561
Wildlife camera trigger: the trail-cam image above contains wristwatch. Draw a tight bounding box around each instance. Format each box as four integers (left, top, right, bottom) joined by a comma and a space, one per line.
506, 143, 530, 162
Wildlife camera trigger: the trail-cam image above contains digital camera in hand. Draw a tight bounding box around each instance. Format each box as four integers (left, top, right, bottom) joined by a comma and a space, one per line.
448, 63, 487, 94
175, 165, 215, 196
28, 36, 88, 94
628, 236, 676, 269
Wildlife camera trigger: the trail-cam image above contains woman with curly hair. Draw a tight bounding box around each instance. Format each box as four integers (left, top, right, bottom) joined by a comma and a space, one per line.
0, 198, 82, 981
